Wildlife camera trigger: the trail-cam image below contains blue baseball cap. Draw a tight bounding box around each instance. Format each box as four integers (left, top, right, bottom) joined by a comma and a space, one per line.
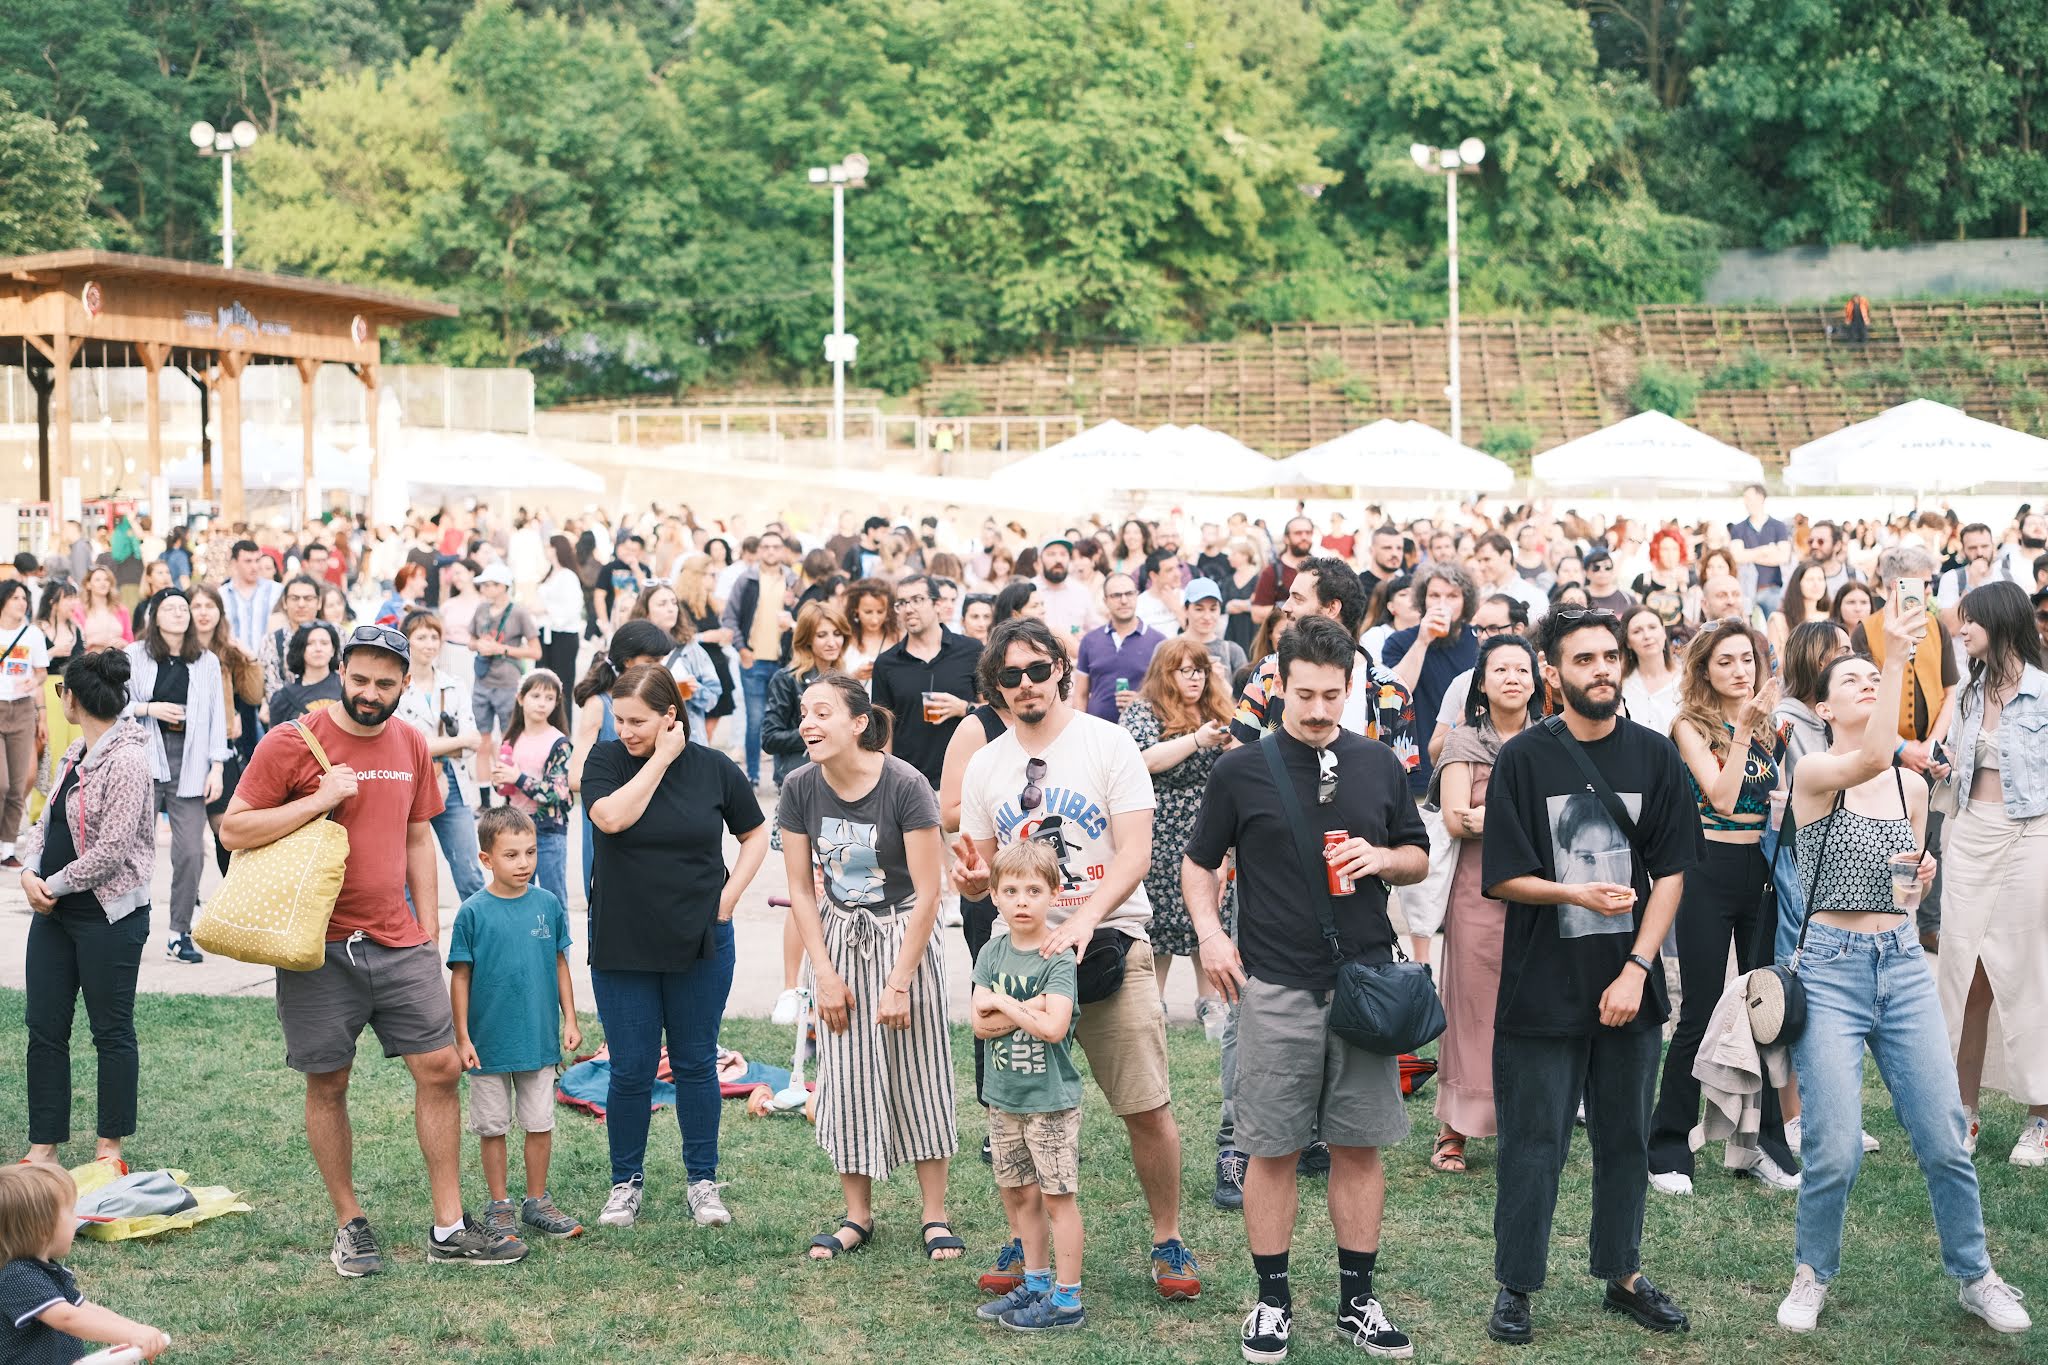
1183, 577, 1222, 606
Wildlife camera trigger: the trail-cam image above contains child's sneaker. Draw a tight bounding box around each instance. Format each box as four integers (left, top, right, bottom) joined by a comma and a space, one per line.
600, 1175, 643, 1229
330, 1217, 382, 1278
427, 1214, 527, 1266
1001, 1295, 1085, 1333
979, 1238, 1026, 1295
2009, 1116, 2048, 1167
481, 1198, 518, 1241
771, 988, 803, 1026
687, 1179, 732, 1227
521, 1193, 583, 1238
1151, 1239, 1203, 1300
977, 1285, 1043, 1322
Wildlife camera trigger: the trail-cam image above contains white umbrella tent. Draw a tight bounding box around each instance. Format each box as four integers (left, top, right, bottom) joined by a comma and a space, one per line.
1274, 419, 1513, 493
1785, 399, 2048, 493
987, 418, 1152, 495
1533, 411, 1764, 493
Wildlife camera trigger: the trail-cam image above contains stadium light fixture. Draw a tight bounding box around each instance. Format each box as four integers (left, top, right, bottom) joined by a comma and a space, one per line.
1409, 138, 1486, 445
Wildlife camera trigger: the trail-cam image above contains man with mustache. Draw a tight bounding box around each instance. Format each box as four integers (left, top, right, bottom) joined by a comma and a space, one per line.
1478, 608, 1701, 1345
226, 624, 527, 1276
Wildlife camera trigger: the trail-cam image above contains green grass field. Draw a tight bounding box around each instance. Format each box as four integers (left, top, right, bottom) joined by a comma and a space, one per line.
5, 990, 2042, 1363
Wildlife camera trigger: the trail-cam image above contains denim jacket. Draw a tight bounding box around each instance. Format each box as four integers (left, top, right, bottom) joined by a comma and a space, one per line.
1949, 663, 2048, 820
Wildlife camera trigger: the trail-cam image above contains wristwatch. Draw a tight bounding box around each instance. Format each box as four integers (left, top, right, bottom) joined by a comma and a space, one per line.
1627, 953, 1655, 976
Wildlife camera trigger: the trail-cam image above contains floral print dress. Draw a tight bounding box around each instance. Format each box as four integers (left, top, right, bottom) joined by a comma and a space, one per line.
1121, 698, 1234, 957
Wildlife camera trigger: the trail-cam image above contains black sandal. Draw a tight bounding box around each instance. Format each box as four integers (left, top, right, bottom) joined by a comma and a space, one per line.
809, 1217, 873, 1259
921, 1220, 966, 1260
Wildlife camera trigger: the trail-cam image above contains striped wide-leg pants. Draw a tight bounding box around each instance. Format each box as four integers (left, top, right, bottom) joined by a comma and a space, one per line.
816, 904, 959, 1179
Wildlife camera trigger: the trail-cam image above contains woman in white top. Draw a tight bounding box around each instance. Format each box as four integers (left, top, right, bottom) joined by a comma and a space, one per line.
0, 580, 49, 865
394, 611, 487, 905
536, 534, 587, 709
1620, 604, 1681, 736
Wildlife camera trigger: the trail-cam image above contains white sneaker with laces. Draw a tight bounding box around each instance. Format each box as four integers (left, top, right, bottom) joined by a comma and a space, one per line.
1959, 1271, 2031, 1334
1777, 1267, 1827, 1332
1648, 1172, 1694, 1196
2009, 1116, 2048, 1168
1744, 1153, 1801, 1191
1240, 1300, 1291, 1363
599, 1175, 643, 1229
687, 1179, 732, 1227
771, 988, 803, 1027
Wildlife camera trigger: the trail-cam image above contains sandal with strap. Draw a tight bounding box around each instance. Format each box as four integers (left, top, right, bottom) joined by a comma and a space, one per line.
809, 1217, 873, 1259
921, 1220, 966, 1260
1430, 1131, 1468, 1174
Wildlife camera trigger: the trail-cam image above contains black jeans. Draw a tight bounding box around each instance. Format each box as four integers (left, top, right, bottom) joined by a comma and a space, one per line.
25, 902, 150, 1145
1647, 839, 1796, 1177
960, 894, 997, 1105
1493, 1027, 1659, 1292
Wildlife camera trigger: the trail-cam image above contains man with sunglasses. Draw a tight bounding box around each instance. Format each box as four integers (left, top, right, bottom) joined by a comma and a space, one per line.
869, 573, 982, 788
224, 624, 527, 1274
954, 617, 1205, 1303
1185, 614, 1431, 1362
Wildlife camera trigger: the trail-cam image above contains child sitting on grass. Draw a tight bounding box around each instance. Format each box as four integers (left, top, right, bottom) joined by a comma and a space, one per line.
970, 839, 1085, 1334
449, 806, 584, 1246
0, 1163, 170, 1361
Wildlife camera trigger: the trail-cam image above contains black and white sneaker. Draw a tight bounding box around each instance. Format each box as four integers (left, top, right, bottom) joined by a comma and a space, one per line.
1214, 1148, 1247, 1211
330, 1217, 382, 1277
1242, 1300, 1292, 1363
167, 933, 204, 964
1338, 1295, 1414, 1357
1297, 1141, 1331, 1177
427, 1213, 528, 1266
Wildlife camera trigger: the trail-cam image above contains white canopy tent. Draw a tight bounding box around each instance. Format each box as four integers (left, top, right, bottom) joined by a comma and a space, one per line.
165, 430, 366, 495
1533, 411, 1764, 493
1273, 419, 1514, 493
395, 430, 606, 496
988, 418, 1152, 494
1784, 399, 2048, 492
1132, 423, 1282, 492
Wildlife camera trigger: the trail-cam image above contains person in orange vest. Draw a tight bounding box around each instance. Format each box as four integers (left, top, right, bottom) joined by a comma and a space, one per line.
1843, 295, 1872, 344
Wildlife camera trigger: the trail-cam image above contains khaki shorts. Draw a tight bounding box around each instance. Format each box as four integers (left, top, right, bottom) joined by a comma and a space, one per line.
989, 1107, 1082, 1195
1073, 939, 1172, 1117
1234, 976, 1410, 1157
467, 1067, 558, 1138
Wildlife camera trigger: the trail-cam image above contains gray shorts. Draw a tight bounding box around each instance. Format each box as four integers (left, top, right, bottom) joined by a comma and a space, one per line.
467, 1068, 558, 1137
1234, 976, 1410, 1156
275, 937, 455, 1074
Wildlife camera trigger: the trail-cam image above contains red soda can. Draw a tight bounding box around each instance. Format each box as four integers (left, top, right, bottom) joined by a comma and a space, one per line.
1324, 830, 1354, 895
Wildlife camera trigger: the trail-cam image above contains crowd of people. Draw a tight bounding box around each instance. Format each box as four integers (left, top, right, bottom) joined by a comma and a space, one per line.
7, 488, 2046, 1360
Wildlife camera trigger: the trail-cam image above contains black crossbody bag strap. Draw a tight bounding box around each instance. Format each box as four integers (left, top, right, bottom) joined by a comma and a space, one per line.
1260, 735, 1347, 967
1540, 715, 1642, 853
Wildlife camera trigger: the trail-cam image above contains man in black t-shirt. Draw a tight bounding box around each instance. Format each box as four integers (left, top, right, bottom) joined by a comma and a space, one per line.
868, 573, 981, 787
1477, 608, 1700, 1346
1185, 616, 1430, 1362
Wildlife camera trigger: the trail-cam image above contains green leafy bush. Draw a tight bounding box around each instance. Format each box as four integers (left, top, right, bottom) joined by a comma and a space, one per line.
1628, 362, 1701, 417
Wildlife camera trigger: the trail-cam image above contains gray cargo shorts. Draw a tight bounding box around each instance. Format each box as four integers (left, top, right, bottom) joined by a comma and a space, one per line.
275, 935, 455, 1074
1233, 975, 1410, 1156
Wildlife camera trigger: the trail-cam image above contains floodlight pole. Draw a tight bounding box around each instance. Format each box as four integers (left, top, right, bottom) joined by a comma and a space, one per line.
1411, 139, 1485, 447
832, 172, 846, 465
221, 152, 235, 268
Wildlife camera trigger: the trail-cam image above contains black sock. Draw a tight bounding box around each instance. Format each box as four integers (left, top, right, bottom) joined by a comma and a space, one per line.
1252, 1251, 1291, 1310
1338, 1247, 1377, 1308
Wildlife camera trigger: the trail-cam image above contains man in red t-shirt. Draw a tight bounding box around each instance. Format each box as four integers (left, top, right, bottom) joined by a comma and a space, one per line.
1250, 516, 1317, 630
224, 624, 525, 1273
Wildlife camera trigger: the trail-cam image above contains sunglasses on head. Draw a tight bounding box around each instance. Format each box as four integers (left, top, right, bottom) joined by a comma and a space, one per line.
348, 624, 407, 651
1551, 607, 1621, 628
996, 660, 1056, 689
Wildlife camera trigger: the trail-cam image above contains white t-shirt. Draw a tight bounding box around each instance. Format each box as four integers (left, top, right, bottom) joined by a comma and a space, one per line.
960, 709, 1156, 938
0, 623, 49, 702
1034, 578, 1103, 644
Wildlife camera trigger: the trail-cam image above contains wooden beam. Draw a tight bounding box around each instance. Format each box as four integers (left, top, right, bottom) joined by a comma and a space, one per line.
353, 361, 381, 504
25, 366, 51, 503
295, 356, 320, 519
48, 334, 77, 506
136, 341, 168, 484
217, 350, 248, 527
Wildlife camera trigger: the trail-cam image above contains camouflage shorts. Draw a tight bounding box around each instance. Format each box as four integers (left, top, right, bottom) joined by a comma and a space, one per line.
989, 1106, 1082, 1196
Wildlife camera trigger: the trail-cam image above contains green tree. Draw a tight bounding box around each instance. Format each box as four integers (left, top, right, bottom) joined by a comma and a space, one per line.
0, 91, 101, 252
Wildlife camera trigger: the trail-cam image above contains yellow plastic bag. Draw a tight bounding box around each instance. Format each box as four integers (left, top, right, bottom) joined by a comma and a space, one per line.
70, 1161, 251, 1243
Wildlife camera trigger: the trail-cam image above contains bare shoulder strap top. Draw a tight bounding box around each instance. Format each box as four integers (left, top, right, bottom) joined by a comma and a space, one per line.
1796, 764, 1915, 913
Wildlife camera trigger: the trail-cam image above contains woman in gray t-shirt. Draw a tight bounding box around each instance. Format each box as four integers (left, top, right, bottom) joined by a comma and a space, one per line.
777, 674, 960, 1262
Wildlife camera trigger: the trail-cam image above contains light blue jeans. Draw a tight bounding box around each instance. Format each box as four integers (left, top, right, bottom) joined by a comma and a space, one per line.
1790, 920, 1989, 1285
536, 826, 568, 909
430, 765, 485, 904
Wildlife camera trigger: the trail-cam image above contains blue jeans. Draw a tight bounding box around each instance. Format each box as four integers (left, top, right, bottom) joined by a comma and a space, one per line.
1790, 920, 1989, 1285
429, 770, 486, 905
1765, 821, 1807, 964
535, 826, 567, 908
590, 921, 736, 1185
740, 660, 779, 784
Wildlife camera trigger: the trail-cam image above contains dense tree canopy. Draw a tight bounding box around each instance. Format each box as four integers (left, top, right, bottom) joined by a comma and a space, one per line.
0, 0, 2039, 398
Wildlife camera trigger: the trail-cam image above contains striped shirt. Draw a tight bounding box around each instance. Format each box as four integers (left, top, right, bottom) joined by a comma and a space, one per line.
219, 579, 282, 653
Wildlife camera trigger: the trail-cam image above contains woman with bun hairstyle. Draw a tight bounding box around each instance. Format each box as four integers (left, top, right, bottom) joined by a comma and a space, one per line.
570, 619, 674, 903
17, 649, 159, 1168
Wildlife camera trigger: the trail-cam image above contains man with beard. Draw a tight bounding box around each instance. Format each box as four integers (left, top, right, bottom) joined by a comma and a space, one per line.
1359, 525, 1407, 600
1807, 521, 1861, 597
1250, 517, 1317, 629
1478, 608, 1699, 1345
2000, 510, 2047, 582
1034, 537, 1105, 644
225, 624, 527, 1275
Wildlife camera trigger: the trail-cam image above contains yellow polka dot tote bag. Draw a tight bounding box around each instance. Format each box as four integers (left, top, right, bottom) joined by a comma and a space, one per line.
193, 720, 350, 971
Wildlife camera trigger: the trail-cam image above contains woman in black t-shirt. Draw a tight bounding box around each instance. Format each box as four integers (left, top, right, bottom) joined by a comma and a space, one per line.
265, 623, 344, 727
582, 664, 768, 1232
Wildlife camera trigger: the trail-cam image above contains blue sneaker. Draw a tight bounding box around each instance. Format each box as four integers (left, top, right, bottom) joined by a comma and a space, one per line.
1152, 1239, 1203, 1300
1002, 1296, 1085, 1333
979, 1238, 1026, 1295
977, 1285, 1043, 1322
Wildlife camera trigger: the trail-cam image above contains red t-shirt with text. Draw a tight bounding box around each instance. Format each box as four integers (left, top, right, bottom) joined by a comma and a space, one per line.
235, 709, 444, 947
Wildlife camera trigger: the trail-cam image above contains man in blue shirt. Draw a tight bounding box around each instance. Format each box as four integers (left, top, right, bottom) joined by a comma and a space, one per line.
1728, 483, 1792, 614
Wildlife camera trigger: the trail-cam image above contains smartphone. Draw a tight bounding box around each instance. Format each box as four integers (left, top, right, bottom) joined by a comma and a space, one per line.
1895, 577, 1927, 639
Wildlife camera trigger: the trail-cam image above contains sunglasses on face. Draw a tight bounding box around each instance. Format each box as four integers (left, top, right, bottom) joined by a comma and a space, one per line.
1019, 757, 1047, 813
996, 660, 1056, 688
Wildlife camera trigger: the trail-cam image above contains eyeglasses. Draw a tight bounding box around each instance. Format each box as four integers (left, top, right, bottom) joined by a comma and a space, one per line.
1105, 590, 1137, 601
1173, 665, 1208, 679
1019, 757, 1047, 813
1316, 747, 1338, 805
894, 595, 930, 610
996, 660, 1056, 688
1474, 622, 1516, 637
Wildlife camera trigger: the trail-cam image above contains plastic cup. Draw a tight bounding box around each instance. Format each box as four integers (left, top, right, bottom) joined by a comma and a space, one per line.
922, 691, 945, 723
1890, 852, 1924, 911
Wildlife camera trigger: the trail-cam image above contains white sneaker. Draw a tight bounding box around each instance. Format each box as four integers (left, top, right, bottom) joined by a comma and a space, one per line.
940, 895, 963, 928
1964, 1107, 1981, 1157
1863, 1129, 1881, 1153
1744, 1153, 1802, 1192
1777, 1266, 1827, 1332
771, 988, 803, 1027
2011, 1116, 2048, 1168
1959, 1271, 2031, 1334
687, 1179, 732, 1227
1649, 1172, 1694, 1196
599, 1175, 642, 1228
1784, 1116, 1879, 1155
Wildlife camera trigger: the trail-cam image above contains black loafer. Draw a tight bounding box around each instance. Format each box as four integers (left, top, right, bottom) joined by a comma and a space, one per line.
1487, 1287, 1532, 1345
1297, 1140, 1331, 1177
1603, 1275, 1690, 1333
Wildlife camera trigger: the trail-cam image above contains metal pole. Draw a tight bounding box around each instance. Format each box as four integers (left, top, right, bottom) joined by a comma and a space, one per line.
1446, 169, 1461, 446
832, 179, 846, 466
221, 152, 234, 268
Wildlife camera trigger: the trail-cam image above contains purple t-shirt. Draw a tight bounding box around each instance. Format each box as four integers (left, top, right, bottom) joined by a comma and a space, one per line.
1075, 621, 1164, 721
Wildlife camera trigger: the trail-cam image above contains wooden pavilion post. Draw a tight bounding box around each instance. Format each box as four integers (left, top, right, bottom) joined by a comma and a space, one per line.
136, 342, 169, 483
295, 356, 320, 516
25, 366, 51, 503
24, 334, 80, 506
217, 350, 248, 526
355, 361, 380, 496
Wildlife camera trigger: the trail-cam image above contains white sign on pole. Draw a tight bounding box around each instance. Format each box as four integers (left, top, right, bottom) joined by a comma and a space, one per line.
59, 478, 82, 524
150, 477, 171, 525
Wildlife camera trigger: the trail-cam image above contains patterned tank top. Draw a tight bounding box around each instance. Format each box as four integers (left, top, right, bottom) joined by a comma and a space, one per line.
1686, 722, 1783, 832
1795, 767, 1915, 913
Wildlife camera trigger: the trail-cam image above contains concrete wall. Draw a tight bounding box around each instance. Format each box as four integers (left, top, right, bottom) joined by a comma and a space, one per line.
1704, 238, 2048, 305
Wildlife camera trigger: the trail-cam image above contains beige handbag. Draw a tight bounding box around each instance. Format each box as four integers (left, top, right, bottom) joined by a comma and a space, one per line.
192, 720, 350, 971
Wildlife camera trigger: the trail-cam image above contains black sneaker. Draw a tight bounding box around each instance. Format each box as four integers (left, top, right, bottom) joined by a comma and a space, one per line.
167, 934, 204, 964
1486, 1287, 1532, 1345
427, 1213, 528, 1266
1337, 1295, 1413, 1357
1241, 1300, 1292, 1363
1297, 1141, 1331, 1177
330, 1217, 382, 1278
1213, 1149, 1247, 1211
1603, 1275, 1689, 1333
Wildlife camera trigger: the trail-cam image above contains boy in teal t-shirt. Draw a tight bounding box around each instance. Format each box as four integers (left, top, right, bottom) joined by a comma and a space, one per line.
970, 840, 1084, 1334
449, 808, 584, 1245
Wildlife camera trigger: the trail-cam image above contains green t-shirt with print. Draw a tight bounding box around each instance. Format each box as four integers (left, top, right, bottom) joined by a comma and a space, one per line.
971, 935, 1082, 1115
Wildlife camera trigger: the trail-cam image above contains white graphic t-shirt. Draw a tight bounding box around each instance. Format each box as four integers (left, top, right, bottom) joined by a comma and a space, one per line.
0, 623, 49, 702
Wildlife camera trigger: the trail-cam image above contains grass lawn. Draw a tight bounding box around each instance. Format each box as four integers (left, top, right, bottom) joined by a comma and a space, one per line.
4, 989, 2042, 1364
